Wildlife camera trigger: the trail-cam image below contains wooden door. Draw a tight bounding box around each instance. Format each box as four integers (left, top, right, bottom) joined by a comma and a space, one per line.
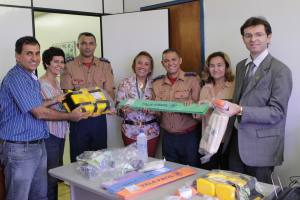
167, 1, 202, 74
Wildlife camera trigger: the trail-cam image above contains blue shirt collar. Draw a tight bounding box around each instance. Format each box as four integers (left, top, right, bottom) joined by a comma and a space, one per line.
16, 64, 38, 80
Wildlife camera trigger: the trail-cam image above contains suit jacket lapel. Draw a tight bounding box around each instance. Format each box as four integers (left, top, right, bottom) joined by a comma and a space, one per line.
235, 60, 247, 103
242, 54, 272, 98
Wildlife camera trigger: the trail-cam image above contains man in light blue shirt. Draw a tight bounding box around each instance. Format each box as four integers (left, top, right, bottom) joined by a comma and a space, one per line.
0, 36, 87, 200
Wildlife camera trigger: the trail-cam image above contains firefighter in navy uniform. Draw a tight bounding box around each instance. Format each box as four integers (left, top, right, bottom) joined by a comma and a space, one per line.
152, 48, 201, 167
60, 32, 115, 162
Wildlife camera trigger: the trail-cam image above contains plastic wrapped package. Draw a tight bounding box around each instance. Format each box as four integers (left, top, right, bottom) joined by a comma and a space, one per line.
199, 110, 229, 163
165, 185, 216, 200
196, 170, 264, 200
76, 144, 143, 179
62, 87, 115, 116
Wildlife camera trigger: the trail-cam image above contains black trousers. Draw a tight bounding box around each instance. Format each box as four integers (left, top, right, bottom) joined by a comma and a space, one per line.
45, 134, 65, 200
228, 128, 274, 183
69, 115, 107, 162
162, 126, 201, 168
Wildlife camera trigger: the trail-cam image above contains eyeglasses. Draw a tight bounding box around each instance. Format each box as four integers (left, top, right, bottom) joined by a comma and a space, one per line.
243, 32, 266, 39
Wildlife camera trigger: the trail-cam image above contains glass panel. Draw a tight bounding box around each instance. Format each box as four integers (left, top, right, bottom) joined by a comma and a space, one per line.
34, 12, 102, 77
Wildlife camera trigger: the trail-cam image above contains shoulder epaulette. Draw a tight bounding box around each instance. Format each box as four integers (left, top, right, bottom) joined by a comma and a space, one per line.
153, 75, 165, 82
65, 57, 74, 63
184, 72, 197, 77
99, 57, 110, 63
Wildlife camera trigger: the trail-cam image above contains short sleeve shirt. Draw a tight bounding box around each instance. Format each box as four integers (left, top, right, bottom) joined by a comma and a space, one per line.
60, 56, 115, 99
152, 70, 201, 133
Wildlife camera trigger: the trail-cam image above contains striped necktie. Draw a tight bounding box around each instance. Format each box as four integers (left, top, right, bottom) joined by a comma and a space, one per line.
242, 62, 256, 91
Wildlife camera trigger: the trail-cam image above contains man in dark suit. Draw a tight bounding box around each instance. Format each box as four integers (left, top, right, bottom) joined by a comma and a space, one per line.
218, 17, 293, 183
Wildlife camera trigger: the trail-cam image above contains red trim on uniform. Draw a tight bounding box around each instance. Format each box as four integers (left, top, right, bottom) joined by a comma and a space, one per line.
168, 76, 177, 85
82, 62, 92, 69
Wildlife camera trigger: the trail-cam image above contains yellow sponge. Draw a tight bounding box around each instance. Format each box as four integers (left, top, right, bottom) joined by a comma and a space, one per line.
196, 178, 216, 196
196, 171, 253, 200
215, 182, 236, 200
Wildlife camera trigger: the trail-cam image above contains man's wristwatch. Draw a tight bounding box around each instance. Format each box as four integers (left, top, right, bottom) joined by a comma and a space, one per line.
237, 106, 243, 115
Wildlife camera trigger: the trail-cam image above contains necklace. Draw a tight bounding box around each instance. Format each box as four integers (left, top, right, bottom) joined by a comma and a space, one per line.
136, 77, 147, 99
138, 81, 144, 90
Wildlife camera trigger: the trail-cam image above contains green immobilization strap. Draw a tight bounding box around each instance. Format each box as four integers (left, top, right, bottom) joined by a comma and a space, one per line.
118, 99, 209, 115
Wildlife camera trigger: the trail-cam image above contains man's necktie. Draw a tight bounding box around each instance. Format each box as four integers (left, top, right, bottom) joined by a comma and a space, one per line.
242, 62, 256, 91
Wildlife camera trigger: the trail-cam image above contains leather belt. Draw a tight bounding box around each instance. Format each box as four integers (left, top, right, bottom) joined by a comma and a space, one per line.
124, 119, 157, 126
169, 124, 198, 135
1, 139, 44, 145
181, 124, 198, 133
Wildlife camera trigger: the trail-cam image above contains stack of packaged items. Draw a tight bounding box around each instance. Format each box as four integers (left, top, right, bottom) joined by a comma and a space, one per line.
196, 170, 265, 200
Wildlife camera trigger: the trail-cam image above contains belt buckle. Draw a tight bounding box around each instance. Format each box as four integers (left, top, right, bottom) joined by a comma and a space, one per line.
136, 121, 143, 127
36, 139, 43, 144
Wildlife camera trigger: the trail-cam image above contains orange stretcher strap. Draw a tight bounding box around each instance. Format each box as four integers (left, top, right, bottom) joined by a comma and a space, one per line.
117, 166, 197, 200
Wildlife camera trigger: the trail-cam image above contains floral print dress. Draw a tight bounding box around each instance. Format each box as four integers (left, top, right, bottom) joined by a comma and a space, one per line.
116, 75, 159, 140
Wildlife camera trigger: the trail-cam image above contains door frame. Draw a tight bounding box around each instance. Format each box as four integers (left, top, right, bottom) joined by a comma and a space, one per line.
141, 0, 205, 68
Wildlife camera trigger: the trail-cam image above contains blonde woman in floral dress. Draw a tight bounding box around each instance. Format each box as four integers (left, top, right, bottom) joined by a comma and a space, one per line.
116, 51, 159, 157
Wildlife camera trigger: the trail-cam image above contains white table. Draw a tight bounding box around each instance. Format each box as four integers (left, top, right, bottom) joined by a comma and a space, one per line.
49, 159, 276, 200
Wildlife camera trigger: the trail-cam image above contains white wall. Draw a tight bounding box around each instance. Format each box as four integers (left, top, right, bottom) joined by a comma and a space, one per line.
102, 9, 169, 148
0, 7, 32, 81
204, 0, 300, 185
104, 0, 123, 14
0, 0, 30, 6
124, 0, 171, 12
102, 10, 169, 84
